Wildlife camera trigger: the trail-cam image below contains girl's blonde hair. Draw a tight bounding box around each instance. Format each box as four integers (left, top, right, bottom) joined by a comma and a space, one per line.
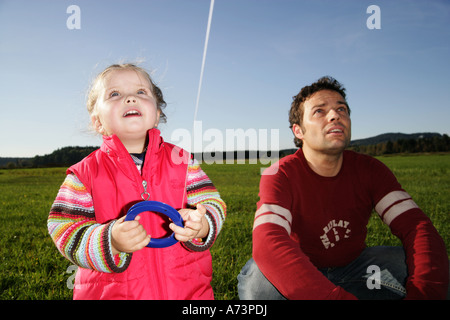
86, 63, 167, 123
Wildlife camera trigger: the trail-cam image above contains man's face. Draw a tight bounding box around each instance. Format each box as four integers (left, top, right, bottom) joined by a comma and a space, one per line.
292, 90, 351, 155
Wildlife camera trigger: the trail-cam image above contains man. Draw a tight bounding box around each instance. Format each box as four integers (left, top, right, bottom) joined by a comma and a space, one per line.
237, 76, 448, 299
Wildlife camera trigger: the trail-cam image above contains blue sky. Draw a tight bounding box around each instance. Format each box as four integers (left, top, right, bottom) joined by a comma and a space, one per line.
1, 0, 449, 157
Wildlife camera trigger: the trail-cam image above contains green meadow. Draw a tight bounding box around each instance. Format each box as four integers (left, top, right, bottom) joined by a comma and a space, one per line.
0, 153, 448, 300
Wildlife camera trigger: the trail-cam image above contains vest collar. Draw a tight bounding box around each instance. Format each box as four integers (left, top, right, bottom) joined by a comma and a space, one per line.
100, 128, 163, 158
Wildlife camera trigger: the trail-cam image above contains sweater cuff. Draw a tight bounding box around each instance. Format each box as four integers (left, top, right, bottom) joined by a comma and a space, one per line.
103, 220, 132, 273
182, 209, 217, 252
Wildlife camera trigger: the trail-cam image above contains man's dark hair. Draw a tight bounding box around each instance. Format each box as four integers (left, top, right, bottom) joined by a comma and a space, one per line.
289, 76, 350, 147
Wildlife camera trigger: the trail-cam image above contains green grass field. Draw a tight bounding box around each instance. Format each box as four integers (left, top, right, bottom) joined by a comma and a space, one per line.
0, 153, 448, 300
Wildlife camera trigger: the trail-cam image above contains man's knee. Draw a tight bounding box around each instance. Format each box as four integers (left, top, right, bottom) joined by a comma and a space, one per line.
237, 258, 286, 300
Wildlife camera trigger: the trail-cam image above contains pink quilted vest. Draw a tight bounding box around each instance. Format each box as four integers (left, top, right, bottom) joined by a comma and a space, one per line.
68, 129, 214, 299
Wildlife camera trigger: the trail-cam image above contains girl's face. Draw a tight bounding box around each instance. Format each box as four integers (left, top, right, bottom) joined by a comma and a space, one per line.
92, 69, 161, 145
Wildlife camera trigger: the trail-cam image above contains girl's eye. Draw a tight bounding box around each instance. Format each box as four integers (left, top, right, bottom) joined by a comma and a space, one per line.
137, 89, 147, 95
110, 91, 119, 97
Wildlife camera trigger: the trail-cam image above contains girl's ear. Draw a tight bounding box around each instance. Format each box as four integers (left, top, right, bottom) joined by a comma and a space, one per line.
154, 109, 161, 128
91, 115, 104, 134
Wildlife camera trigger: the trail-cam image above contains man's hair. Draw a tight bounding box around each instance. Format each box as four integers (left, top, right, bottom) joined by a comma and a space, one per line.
288, 76, 350, 147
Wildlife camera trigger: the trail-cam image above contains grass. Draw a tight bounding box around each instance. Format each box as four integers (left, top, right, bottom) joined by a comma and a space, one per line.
0, 154, 448, 300
364, 154, 449, 250
0, 168, 71, 299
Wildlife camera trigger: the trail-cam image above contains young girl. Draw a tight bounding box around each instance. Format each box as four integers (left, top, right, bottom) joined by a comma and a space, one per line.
47, 63, 226, 299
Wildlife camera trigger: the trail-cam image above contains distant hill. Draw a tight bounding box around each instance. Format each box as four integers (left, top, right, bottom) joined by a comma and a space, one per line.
350, 132, 441, 146
277, 132, 446, 157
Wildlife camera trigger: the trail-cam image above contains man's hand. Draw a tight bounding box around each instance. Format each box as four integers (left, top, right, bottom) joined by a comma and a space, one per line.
111, 215, 151, 255
170, 204, 209, 242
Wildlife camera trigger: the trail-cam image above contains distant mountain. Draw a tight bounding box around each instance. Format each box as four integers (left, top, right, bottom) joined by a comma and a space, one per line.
349, 132, 442, 146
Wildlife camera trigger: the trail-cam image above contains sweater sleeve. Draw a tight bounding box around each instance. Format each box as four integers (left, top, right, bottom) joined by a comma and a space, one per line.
253, 166, 357, 300
390, 212, 448, 299
372, 161, 449, 299
47, 173, 131, 273
182, 158, 227, 252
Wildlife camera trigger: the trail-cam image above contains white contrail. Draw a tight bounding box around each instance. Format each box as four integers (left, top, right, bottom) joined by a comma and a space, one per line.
182, 0, 215, 208
193, 0, 215, 122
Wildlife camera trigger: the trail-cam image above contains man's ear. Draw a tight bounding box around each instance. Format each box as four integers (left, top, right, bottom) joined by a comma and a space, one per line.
292, 123, 304, 141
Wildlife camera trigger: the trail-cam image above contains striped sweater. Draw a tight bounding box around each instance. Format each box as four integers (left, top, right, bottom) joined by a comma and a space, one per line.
47, 157, 226, 273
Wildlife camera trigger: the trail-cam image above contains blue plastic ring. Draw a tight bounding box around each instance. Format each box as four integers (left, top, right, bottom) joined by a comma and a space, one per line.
124, 201, 184, 248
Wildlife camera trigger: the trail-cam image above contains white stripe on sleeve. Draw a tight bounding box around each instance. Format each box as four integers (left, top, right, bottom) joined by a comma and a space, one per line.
382, 199, 419, 225
375, 190, 411, 215
253, 214, 292, 235
255, 204, 292, 223
253, 204, 292, 234
375, 190, 419, 226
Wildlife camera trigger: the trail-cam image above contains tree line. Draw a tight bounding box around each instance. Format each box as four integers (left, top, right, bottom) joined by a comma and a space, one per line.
0, 146, 98, 169
1, 134, 449, 169
348, 134, 450, 156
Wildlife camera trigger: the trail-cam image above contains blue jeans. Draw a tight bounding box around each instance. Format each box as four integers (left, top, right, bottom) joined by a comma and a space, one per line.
238, 246, 408, 300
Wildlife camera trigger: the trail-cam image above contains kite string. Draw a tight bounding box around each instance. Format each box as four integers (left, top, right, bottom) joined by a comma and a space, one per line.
182, 0, 215, 209
193, 0, 215, 122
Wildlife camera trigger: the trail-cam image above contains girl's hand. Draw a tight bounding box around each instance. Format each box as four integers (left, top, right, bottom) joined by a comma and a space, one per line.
111, 215, 151, 255
170, 204, 209, 242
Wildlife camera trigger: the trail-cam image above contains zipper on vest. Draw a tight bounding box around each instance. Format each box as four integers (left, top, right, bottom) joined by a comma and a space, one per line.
141, 180, 150, 201
140, 177, 166, 298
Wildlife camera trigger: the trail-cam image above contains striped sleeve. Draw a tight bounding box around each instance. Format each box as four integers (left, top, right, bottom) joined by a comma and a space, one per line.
371, 159, 449, 299
374, 190, 419, 225
253, 203, 292, 235
375, 189, 449, 299
183, 158, 226, 252
47, 173, 131, 273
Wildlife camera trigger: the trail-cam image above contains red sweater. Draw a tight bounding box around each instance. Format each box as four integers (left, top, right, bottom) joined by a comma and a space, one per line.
253, 149, 448, 299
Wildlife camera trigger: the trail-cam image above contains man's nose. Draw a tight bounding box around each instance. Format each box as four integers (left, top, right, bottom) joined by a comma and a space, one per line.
328, 109, 340, 122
